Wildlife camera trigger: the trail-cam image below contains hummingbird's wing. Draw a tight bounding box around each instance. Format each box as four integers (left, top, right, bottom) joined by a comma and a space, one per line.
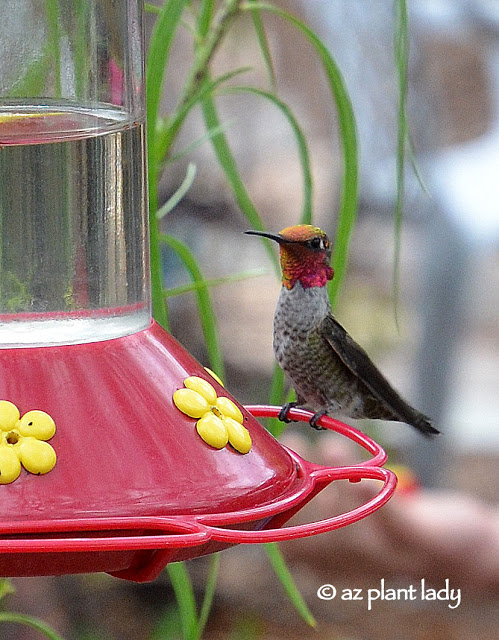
318, 314, 439, 436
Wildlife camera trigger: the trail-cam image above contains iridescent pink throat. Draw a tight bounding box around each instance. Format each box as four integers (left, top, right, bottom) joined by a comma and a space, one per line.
281, 249, 334, 290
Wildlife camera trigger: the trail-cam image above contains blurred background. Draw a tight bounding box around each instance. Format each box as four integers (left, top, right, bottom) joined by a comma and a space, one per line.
3, 0, 498, 638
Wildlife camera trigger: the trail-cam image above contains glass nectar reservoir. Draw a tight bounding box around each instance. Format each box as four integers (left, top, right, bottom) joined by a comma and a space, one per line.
0, 0, 149, 346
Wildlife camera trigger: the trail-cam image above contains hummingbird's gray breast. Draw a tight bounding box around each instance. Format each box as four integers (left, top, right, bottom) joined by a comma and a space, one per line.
273, 283, 347, 410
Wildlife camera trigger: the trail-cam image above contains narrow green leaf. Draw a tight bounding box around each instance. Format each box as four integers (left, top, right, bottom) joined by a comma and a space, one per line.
167, 563, 199, 640
264, 543, 316, 627
175, 0, 242, 120
196, 553, 220, 639
45, 0, 62, 98
243, 3, 359, 308
149, 202, 169, 329
146, 0, 189, 327
269, 387, 296, 438
156, 67, 252, 166
0, 579, 15, 600
220, 86, 313, 224
407, 134, 430, 197
164, 267, 267, 298
265, 364, 286, 436
201, 94, 280, 273
248, 1, 277, 91
145, 2, 161, 15
146, 0, 189, 155
10, 50, 50, 97
0, 612, 66, 640
160, 234, 225, 379
393, 0, 409, 326
269, 362, 286, 405
269, 395, 300, 439
196, 0, 216, 36
164, 118, 237, 167
157, 163, 197, 220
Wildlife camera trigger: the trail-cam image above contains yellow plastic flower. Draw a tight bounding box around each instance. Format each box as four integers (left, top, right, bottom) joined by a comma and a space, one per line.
173, 375, 252, 454
0, 400, 20, 431
17, 410, 56, 441
0, 401, 57, 483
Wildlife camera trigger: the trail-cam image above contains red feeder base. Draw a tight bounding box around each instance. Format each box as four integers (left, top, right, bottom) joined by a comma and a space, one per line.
0, 321, 396, 582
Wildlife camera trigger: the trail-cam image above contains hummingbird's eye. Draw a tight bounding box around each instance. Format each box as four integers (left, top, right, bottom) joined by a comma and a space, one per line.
309, 237, 322, 249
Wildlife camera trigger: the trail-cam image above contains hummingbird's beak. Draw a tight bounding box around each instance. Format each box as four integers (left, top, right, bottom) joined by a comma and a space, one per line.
244, 230, 285, 244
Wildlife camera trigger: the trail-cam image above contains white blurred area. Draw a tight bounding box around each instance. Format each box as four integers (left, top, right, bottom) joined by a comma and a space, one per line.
414, 0, 499, 451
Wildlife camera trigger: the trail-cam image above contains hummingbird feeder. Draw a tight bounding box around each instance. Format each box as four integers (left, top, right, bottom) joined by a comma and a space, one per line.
0, 1, 396, 582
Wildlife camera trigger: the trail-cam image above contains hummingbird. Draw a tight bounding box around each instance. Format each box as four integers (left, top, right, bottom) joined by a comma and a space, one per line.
245, 224, 439, 437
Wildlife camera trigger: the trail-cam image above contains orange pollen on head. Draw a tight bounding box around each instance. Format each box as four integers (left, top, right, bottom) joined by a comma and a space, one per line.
279, 224, 326, 243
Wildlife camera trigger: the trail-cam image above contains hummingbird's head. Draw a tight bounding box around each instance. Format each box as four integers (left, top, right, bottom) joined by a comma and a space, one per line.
245, 224, 334, 289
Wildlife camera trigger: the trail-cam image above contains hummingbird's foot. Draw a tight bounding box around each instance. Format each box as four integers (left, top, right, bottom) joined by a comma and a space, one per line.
278, 402, 299, 423
309, 410, 327, 430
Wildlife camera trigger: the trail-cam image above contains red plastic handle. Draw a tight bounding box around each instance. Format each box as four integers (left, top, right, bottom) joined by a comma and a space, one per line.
192, 405, 396, 544
199, 465, 396, 543
0, 516, 211, 553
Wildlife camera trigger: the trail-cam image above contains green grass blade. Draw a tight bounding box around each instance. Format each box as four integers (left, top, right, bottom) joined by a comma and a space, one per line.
156, 67, 252, 166
201, 94, 280, 274
243, 3, 358, 308
10, 49, 50, 97
393, 0, 409, 326
160, 234, 225, 379
45, 0, 62, 98
149, 194, 169, 329
268, 386, 296, 438
266, 364, 286, 436
146, 0, 189, 157
196, 553, 220, 639
165, 118, 237, 166
175, 0, 241, 122
146, 0, 189, 327
269, 362, 286, 405
0, 612, 66, 640
0, 579, 15, 600
164, 267, 266, 298
220, 86, 313, 224
196, 0, 216, 36
264, 543, 316, 627
145, 3, 161, 15
407, 134, 430, 196
247, 1, 277, 91
157, 163, 197, 220
166, 563, 199, 640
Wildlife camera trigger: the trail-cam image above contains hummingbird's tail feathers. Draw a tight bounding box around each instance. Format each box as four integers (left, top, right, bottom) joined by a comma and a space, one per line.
407, 411, 440, 437
361, 394, 440, 437
382, 396, 440, 436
